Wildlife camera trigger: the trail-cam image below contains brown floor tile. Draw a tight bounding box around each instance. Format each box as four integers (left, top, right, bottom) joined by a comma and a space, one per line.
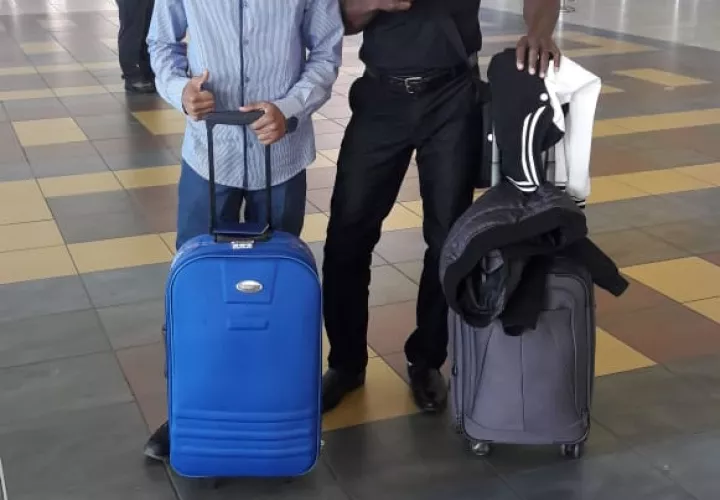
591, 229, 688, 268
595, 276, 676, 318
374, 228, 426, 264
369, 265, 419, 307
599, 303, 720, 363
127, 184, 178, 214
2, 96, 69, 120
700, 251, 720, 267
397, 176, 420, 202
115, 342, 167, 429
367, 301, 416, 356
591, 143, 660, 176
306, 166, 336, 190
642, 218, 720, 254
394, 260, 423, 284
306, 187, 332, 212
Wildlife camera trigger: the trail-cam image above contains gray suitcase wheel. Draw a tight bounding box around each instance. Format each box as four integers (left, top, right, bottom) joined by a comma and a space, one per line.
560, 443, 584, 459
470, 441, 492, 457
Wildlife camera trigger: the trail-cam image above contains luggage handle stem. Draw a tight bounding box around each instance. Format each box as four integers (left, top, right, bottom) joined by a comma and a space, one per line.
205, 110, 272, 241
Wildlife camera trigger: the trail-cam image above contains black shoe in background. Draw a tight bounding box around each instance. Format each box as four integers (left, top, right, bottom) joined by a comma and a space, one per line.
125, 78, 156, 94
408, 364, 448, 414
322, 368, 366, 414
143, 421, 170, 462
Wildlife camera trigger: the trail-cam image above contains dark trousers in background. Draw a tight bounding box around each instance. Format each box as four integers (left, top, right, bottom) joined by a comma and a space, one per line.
323, 71, 483, 375
116, 0, 155, 81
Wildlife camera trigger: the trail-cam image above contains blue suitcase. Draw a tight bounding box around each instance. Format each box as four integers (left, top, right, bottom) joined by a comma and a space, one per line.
165, 111, 322, 478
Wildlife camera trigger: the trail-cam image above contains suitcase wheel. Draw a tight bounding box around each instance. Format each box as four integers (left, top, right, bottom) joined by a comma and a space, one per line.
470, 441, 492, 457
560, 443, 584, 459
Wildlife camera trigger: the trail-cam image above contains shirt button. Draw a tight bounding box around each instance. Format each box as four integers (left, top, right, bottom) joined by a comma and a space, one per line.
540, 93, 549, 102
243, 39, 249, 46
245, 76, 250, 83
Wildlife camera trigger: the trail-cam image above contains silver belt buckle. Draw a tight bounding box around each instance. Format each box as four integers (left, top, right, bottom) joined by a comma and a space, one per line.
403, 76, 423, 94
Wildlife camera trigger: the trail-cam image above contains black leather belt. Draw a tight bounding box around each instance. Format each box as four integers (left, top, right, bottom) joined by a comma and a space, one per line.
366, 57, 478, 95
365, 64, 466, 95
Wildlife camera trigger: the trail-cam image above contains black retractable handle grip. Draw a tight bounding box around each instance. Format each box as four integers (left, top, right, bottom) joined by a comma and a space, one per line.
205, 110, 272, 241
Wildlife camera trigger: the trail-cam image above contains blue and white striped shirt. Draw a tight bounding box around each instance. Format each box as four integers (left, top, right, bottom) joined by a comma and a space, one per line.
147, 0, 344, 189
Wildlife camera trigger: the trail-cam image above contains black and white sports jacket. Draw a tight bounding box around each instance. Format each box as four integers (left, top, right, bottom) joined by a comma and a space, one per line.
487, 48, 602, 207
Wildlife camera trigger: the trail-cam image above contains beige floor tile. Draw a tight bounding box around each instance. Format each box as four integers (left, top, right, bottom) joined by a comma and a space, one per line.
595, 328, 655, 377
322, 357, 417, 431
133, 109, 187, 135
68, 235, 173, 274
0, 89, 54, 101
401, 200, 423, 218
308, 155, 335, 169
20, 41, 65, 54
614, 68, 709, 87
12, 117, 87, 147
83, 62, 120, 71
600, 85, 624, 94
0, 66, 36, 76
0, 246, 76, 285
36, 63, 85, 73
675, 163, 720, 186
301, 213, 329, 243
592, 120, 634, 138
38, 172, 122, 197
159, 232, 177, 254
601, 109, 720, 135
52, 85, 108, 97
114, 165, 180, 189
382, 203, 423, 232
623, 257, 720, 303
0, 180, 52, 225
318, 149, 339, 162
686, 297, 720, 324
585, 176, 647, 204
0, 220, 64, 253
612, 169, 712, 195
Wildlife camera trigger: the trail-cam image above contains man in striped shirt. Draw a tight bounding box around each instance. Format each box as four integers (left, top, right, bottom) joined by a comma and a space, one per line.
143, 0, 343, 461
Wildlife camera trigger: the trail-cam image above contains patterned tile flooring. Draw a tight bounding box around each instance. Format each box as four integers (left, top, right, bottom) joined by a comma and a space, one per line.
0, 4, 720, 500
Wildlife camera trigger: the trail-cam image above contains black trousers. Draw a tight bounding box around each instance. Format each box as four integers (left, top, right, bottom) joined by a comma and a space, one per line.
116, 0, 155, 81
323, 71, 483, 374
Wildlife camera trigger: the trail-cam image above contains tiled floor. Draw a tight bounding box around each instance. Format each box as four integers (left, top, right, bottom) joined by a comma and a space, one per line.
1, 2, 720, 500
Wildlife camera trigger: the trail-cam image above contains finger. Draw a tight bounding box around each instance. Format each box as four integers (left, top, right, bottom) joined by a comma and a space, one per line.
539, 49, 550, 78
515, 38, 527, 70
193, 70, 209, 90
527, 44, 539, 75
553, 47, 562, 69
250, 114, 273, 131
189, 102, 215, 116
239, 102, 266, 113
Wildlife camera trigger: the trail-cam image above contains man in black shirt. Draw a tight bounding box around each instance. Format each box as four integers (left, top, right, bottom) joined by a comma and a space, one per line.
322, 0, 561, 413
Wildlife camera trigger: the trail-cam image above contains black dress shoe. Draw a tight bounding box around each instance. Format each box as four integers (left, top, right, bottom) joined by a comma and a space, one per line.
408, 364, 448, 413
144, 421, 170, 462
125, 79, 156, 94
322, 368, 366, 413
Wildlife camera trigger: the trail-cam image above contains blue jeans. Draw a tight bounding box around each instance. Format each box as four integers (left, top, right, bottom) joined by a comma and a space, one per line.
175, 160, 307, 249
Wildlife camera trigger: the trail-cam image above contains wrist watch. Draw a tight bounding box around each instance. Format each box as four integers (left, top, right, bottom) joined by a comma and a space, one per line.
286, 116, 299, 133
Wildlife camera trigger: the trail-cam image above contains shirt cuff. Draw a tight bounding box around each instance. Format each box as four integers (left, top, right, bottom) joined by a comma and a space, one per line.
272, 95, 304, 122
165, 76, 192, 113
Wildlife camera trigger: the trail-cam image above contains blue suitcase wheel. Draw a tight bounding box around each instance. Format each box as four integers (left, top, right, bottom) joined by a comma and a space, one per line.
560, 443, 584, 459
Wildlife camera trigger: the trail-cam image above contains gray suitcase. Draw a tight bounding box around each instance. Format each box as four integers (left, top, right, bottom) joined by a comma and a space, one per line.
449, 129, 596, 460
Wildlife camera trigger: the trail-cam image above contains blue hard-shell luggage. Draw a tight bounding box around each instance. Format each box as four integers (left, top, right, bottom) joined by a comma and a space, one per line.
165, 111, 322, 478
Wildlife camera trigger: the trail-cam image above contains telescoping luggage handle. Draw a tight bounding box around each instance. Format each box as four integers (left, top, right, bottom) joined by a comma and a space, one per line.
205, 110, 271, 242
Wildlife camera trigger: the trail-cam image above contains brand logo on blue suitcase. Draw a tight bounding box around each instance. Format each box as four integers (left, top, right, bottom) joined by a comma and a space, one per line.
236, 280, 263, 294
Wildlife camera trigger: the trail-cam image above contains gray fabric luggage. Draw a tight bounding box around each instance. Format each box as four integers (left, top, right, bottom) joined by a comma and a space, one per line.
446, 132, 596, 459
449, 259, 595, 458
